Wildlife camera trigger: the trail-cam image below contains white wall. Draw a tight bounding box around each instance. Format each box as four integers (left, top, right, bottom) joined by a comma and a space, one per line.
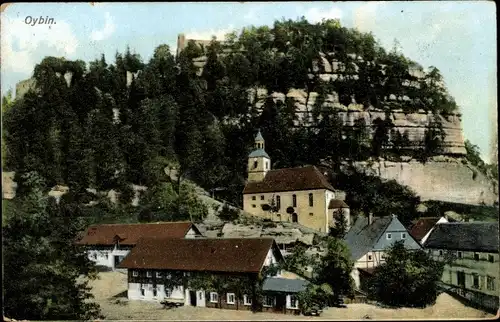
87, 246, 130, 269
128, 283, 184, 301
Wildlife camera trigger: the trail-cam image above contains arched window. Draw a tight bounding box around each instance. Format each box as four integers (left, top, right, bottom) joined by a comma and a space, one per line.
309, 193, 313, 207
292, 194, 297, 207
276, 196, 281, 210
253, 161, 258, 169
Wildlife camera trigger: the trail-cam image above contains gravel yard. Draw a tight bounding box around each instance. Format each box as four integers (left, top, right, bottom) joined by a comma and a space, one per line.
90, 272, 494, 320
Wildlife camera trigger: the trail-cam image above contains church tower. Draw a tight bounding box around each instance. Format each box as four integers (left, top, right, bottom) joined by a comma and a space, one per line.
247, 129, 271, 182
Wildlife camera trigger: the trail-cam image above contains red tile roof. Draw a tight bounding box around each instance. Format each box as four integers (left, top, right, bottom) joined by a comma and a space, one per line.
408, 217, 441, 241
328, 199, 349, 209
243, 165, 335, 194
118, 237, 279, 273
76, 222, 197, 246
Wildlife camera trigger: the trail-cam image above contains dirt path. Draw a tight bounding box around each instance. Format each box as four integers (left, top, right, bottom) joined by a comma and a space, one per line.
89, 272, 495, 320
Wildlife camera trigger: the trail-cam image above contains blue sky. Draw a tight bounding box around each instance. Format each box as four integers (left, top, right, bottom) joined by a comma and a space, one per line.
1, 1, 497, 162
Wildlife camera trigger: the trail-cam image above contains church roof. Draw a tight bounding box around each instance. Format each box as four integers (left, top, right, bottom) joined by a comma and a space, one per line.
255, 130, 264, 141
328, 199, 349, 209
248, 149, 270, 158
243, 165, 335, 194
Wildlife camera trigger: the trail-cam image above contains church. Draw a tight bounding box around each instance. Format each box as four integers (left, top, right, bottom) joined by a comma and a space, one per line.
242, 130, 350, 233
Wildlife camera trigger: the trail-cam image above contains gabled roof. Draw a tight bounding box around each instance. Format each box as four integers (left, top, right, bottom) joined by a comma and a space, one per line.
329, 199, 349, 209
76, 222, 199, 246
262, 277, 309, 293
408, 217, 441, 241
344, 216, 392, 260
243, 165, 335, 194
118, 237, 280, 273
425, 222, 499, 253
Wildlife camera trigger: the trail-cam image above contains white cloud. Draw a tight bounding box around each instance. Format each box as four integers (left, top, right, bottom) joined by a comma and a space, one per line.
1, 15, 78, 75
90, 12, 116, 41
185, 25, 236, 41
304, 7, 343, 24
354, 2, 384, 32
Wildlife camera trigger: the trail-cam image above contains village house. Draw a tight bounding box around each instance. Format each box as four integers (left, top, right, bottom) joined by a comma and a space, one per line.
344, 214, 422, 289
408, 216, 449, 245
76, 222, 202, 270
424, 222, 499, 311
117, 237, 309, 314
242, 130, 350, 233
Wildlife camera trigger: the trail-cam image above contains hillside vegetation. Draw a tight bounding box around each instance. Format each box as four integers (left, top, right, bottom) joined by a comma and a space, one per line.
3, 18, 467, 213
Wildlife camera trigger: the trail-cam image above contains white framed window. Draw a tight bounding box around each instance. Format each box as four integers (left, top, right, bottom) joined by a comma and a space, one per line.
401, 233, 406, 239
263, 296, 275, 307
156, 271, 162, 278
289, 295, 299, 309
132, 270, 138, 277
147, 271, 152, 277
243, 295, 252, 306
386, 233, 392, 240
227, 293, 236, 304
210, 292, 218, 303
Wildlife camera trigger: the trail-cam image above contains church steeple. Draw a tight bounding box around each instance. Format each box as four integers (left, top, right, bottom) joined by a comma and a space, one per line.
247, 129, 271, 182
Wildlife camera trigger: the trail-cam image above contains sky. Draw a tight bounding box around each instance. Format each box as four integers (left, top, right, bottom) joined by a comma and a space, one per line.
1, 1, 497, 162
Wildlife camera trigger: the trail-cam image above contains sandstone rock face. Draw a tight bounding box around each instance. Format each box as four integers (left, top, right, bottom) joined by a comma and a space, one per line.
349, 159, 499, 206
248, 87, 466, 156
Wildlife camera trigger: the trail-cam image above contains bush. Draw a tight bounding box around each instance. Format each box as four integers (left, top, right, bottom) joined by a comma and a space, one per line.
217, 203, 240, 221
367, 241, 445, 308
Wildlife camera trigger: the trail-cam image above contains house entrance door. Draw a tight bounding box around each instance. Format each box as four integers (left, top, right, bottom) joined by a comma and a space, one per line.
190, 291, 197, 306
275, 294, 286, 313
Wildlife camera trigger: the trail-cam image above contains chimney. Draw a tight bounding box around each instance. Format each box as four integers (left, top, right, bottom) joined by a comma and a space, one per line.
368, 212, 373, 225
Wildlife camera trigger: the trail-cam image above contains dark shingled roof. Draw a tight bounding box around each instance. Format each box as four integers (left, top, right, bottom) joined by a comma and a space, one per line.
425, 222, 499, 253
243, 165, 335, 194
329, 199, 349, 209
262, 277, 309, 293
409, 217, 441, 241
118, 237, 279, 273
344, 216, 392, 260
76, 222, 197, 246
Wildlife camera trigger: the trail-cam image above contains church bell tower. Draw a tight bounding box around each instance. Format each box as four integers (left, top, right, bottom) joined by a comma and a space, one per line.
247, 129, 271, 182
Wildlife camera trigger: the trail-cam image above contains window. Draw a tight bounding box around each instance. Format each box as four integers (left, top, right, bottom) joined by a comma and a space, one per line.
386, 233, 392, 240
457, 271, 466, 287
292, 194, 297, 207
457, 251, 462, 259
308, 193, 314, 207
289, 295, 299, 309
401, 233, 406, 239
439, 250, 443, 256
165, 288, 171, 298
473, 274, 480, 289
133, 270, 138, 277
243, 295, 252, 306
368, 255, 372, 261
210, 292, 218, 303
252, 196, 256, 200
266, 161, 269, 170
227, 293, 236, 304
474, 253, 480, 261
147, 271, 152, 277
156, 271, 162, 278
263, 296, 274, 307
488, 254, 494, 263
276, 196, 281, 209
260, 195, 265, 200
252, 204, 256, 208
253, 161, 258, 169
487, 276, 496, 291
309, 213, 313, 216
199, 292, 203, 300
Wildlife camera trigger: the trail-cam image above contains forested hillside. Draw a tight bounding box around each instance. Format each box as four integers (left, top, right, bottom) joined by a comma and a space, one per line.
2, 18, 466, 207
